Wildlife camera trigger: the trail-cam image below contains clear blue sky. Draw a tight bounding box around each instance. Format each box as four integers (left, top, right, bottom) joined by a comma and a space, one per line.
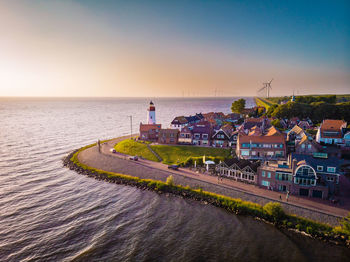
0, 0, 349, 96
83, 0, 350, 67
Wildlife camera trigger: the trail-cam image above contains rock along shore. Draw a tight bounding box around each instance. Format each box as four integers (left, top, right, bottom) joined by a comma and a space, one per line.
63, 145, 350, 248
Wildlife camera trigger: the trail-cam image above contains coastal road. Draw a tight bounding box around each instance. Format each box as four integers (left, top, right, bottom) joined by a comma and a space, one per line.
77, 138, 350, 224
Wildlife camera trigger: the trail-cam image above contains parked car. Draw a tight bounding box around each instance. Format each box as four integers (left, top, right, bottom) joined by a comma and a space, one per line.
168, 164, 179, 170
129, 156, 138, 161
110, 148, 116, 153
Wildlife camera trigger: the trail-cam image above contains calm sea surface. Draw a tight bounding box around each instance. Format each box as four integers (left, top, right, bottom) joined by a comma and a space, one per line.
0, 97, 349, 262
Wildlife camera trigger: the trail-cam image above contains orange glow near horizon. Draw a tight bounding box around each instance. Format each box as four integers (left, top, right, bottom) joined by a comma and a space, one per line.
0, 1, 349, 97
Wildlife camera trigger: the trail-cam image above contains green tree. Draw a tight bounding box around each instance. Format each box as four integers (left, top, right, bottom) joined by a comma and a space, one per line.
311, 102, 337, 123
231, 99, 246, 114
266, 104, 278, 117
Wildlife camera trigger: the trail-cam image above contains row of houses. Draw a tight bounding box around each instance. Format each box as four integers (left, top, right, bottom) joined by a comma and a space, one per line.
139, 101, 348, 200
216, 153, 342, 199
140, 102, 350, 154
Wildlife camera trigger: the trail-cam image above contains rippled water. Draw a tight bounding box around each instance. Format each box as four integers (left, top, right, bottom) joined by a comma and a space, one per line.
0, 97, 349, 261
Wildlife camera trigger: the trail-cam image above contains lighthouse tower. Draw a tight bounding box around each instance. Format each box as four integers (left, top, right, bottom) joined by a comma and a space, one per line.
147, 101, 156, 124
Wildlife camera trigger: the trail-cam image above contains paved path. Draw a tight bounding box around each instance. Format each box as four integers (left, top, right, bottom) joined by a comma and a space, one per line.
78, 137, 350, 225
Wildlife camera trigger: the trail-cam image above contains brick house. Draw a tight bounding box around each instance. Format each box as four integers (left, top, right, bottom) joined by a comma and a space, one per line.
294, 136, 319, 155
158, 129, 179, 144
178, 126, 192, 144
192, 122, 212, 146
236, 126, 286, 160
139, 123, 161, 142
170, 116, 189, 130
316, 119, 347, 145
257, 154, 342, 199
241, 117, 267, 134
212, 124, 234, 147
229, 130, 239, 147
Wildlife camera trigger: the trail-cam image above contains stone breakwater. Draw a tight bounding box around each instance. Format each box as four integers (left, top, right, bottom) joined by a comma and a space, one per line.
63, 149, 350, 248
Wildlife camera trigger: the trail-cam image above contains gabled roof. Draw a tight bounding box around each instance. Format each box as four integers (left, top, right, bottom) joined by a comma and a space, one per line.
221, 124, 234, 136
295, 135, 318, 147
265, 126, 282, 136
223, 158, 260, 172
321, 119, 347, 132
288, 125, 305, 136
212, 124, 234, 139
171, 116, 188, 124
242, 118, 264, 130
238, 127, 285, 144
248, 126, 262, 136
140, 123, 162, 132
192, 123, 212, 135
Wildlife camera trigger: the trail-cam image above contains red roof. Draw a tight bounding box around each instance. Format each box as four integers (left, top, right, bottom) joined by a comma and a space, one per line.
140, 124, 161, 132
239, 126, 285, 143
320, 119, 346, 132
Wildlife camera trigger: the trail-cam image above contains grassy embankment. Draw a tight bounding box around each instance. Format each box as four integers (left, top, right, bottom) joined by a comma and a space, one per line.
114, 139, 231, 165
151, 144, 231, 165
114, 139, 159, 162
255, 97, 276, 110
68, 144, 350, 246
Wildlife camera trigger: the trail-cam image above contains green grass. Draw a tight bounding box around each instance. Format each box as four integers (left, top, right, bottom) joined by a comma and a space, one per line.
114, 139, 159, 162
150, 144, 231, 165
255, 97, 275, 110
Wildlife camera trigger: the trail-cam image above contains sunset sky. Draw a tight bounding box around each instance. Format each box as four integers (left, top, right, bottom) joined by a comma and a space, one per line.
0, 0, 349, 97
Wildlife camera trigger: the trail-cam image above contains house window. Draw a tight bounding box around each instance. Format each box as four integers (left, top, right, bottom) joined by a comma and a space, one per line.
261, 180, 270, 187
308, 144, 311, 149
251, 151, 256, 156
301, 144, 305, 149
262, 171, 265, 177
203, 134, 208, 139
267, 172, 271, 178
317, 166, 323, 171
241, 150, 249, 156
327, 167, 336, 173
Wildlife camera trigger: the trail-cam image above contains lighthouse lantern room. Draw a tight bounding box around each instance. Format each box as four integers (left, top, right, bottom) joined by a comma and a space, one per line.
147, 101, 156, 124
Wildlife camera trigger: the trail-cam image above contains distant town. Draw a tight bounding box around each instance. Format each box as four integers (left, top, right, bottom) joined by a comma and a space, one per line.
138, 95, 350, 202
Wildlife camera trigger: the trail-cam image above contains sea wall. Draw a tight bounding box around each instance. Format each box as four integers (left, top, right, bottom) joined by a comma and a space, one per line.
63, 147, 350, 248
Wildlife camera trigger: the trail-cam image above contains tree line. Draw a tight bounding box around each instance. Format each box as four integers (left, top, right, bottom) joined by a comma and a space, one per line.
266, 101, 350, 123
231, 97, 350, 124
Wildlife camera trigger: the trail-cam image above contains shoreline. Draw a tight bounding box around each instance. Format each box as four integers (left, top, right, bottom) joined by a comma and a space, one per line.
63, 140, 350, 248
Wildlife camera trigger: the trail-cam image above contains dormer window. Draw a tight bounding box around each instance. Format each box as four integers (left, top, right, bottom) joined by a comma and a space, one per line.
317, 166, 323, 171
327, 167, 336, 173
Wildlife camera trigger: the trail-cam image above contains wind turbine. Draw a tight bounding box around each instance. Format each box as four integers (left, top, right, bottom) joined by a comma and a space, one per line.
258, 79, 273, 98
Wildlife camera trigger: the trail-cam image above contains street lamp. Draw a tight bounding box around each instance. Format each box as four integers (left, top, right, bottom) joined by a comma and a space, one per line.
128, 115, 132, 139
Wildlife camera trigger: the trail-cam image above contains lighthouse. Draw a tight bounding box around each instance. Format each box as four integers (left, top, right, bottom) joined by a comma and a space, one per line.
147, 101, 156, 124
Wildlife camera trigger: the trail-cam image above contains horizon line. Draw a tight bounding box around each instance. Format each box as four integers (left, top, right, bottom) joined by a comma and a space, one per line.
1, 93, 349, 99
